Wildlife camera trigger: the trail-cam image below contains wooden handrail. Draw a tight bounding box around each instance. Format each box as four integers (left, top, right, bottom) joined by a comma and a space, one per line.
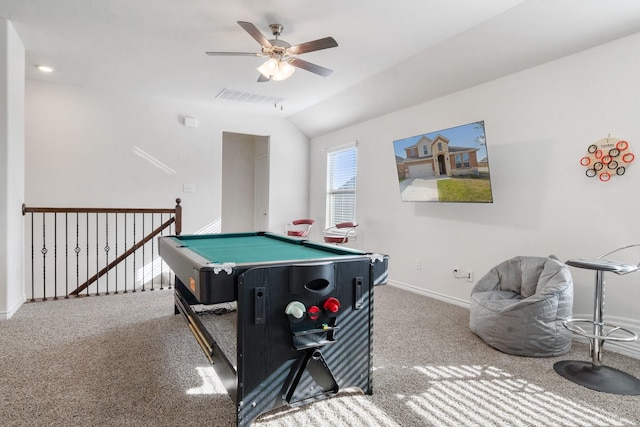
23, 200, 181, 215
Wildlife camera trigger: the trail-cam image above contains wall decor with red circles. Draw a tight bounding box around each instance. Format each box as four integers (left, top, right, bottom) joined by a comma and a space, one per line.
580, 137, 634, 182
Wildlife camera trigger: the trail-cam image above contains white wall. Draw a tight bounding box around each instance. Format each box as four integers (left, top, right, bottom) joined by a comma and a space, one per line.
25, 81, 309, 236
309, 32, 640, 356
0, 19, 25, 319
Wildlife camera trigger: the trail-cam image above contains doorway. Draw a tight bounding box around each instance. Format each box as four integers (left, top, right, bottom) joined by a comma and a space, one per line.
437, 154, 447, 177
221, 132, 269, 232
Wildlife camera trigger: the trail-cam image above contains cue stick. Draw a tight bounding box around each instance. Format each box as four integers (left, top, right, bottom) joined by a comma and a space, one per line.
188, 322, 214, 364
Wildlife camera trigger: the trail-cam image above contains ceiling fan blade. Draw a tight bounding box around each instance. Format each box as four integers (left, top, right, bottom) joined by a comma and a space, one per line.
237, 21, 273, 48
289, 37, 338, 55
257, 74, 270, 82
289, 58, 333, 77
205, 52, 262, 56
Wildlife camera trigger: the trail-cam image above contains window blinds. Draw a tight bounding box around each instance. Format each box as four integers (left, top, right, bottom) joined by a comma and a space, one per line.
327, 145, 357, 226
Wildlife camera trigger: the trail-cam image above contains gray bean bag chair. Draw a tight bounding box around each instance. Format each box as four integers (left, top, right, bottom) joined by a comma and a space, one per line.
469, 255, 573, 357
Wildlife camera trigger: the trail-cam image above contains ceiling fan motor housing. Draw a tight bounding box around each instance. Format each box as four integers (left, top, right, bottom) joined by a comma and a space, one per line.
264, 39, 292, 58
269, 24, 284, 36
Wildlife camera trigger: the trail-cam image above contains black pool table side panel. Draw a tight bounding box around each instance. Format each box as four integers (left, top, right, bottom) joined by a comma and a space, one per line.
235, 260, 374, 427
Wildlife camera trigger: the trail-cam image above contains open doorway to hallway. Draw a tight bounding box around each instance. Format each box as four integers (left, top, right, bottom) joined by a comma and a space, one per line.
221, 132, 269, 232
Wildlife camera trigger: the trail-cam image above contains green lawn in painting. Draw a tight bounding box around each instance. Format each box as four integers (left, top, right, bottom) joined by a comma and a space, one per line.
437, 178, 493, 202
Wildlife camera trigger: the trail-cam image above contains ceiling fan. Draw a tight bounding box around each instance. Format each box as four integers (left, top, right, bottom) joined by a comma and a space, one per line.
206, 21, 338, 82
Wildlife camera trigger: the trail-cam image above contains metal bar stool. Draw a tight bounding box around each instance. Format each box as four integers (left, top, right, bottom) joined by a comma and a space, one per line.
554, 244, 640, 395
285, 219, 314, 238
323, 222, 358, 245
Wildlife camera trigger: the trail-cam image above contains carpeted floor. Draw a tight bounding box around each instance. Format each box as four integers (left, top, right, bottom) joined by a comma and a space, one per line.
1, 284, 639, 426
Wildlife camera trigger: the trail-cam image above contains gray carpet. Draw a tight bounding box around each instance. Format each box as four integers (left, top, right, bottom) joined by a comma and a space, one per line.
1, 285, 639, 427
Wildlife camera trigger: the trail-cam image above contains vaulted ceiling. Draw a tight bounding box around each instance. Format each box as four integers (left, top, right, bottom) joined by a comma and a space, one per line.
2, 0, 640, 137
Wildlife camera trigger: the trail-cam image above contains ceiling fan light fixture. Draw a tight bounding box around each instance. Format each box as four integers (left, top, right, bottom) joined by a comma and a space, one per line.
257, 58, 279, 78
272, 60, 295, 81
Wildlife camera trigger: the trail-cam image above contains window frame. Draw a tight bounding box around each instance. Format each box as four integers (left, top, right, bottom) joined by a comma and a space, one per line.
326, 143, 358, 229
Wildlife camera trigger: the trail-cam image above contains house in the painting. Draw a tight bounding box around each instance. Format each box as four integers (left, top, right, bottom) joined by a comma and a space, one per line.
398, 135, 480, 179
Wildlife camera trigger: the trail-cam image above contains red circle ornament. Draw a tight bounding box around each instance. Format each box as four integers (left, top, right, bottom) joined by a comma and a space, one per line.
622, 152, 635, 163
616, 140, 629, 150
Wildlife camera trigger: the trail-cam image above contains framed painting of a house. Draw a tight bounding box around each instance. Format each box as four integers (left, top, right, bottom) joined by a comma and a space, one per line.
393, 121, 493, 202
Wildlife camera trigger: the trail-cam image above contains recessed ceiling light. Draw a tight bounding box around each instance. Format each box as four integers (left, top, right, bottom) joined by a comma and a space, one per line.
37, 65, 54, 73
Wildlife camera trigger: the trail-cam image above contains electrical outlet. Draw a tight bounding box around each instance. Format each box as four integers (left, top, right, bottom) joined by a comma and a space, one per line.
416, 259, 422, 270
467, 270, 474, 282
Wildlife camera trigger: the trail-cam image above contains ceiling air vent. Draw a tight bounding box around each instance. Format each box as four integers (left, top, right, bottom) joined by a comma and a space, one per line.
215, 89, 281, 105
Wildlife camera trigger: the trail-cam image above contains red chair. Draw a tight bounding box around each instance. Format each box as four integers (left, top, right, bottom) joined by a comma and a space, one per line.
285, 219, 314, 238
323, 222, 358, 244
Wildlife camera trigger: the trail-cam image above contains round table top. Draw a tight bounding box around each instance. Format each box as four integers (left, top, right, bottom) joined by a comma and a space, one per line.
566, 258, 640, 275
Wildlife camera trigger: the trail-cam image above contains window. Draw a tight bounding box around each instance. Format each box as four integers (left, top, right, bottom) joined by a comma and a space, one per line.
455, 154, 462, 169
422, 145, 429, 155
463, 152, 470, 168
327, 144, 357, 227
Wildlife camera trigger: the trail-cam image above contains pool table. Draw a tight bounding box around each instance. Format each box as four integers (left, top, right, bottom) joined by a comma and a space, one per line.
158, 232, 388, 426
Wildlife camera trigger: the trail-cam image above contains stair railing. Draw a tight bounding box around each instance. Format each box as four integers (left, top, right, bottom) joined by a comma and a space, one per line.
22, 198, 182, 301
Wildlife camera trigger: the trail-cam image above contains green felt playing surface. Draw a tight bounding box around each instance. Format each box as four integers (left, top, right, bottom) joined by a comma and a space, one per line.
170, 233, 360, 264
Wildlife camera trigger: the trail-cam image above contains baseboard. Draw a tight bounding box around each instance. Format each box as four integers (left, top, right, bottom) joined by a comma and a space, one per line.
387, 280, 640, 360
0, 295, 26, 320
387, 280, 470, 309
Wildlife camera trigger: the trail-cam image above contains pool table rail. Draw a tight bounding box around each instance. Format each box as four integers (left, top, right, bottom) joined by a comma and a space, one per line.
158, 232, 388, 305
